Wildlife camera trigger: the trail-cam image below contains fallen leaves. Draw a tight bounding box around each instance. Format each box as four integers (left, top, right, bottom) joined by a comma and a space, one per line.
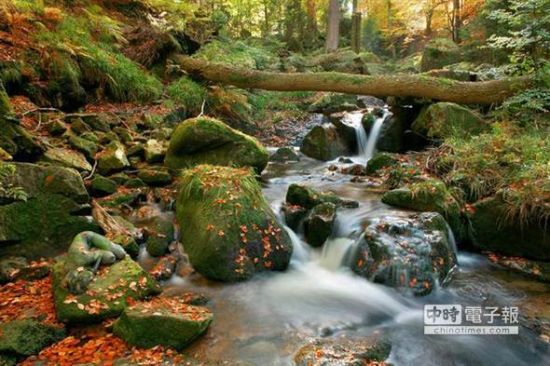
0, 276, 61, 327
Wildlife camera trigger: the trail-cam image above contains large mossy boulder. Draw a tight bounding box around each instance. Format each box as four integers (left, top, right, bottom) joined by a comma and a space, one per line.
308, 93, 358, 114
469, 193, 550, 261
52, 256, 161, 323
411, 102, 489, 140
351, 212, 457, 295
300, 124, 352, 161
286, 183, 358, 209
366, 152, 398, 175
113, 297, 212, 350
165, 117, 268, 173
0, 320, 65, 357
0, 163, 99, 259
0, 86, 43, 160
381, 179, 464, 240
96, 141, 130, 175
420, 38, 461, 72
41, 147, 92, 172
176, 165, 293, 282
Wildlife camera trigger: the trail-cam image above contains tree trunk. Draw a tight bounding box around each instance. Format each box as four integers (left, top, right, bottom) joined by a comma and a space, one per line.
175, 56, 533, 105
325, 0, 340, 52
351, 0, 362, 54
452, 0, 462, 43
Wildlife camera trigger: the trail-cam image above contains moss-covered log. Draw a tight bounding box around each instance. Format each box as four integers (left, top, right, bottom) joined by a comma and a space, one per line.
175, 56, 533, 105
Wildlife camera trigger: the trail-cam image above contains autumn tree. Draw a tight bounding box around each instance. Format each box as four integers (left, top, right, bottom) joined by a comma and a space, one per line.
326, 0, 340, 52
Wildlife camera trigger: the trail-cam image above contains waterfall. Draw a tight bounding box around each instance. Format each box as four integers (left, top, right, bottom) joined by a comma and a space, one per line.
364, 111, 388, 160
318, 237, 357, 271
342, 109, 389, 162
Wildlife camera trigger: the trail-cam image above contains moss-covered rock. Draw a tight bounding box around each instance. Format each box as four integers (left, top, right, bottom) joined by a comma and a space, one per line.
176, 165, 293, 282
304, 203, 336, 247
41, 148, 92, 172
351, 213, 457, 296
68, 135, 98, 160
137, 168, 172, 186
113, 297, 212, 350
91, 175, 118, 197
281, 204, 308, 230
366, 152, 398, 175
145, 214, 175, 257
0, 103, 44, 160
469, 193, 550, 260
269, 147, 300, 163
412, 102, 489, 140
286, 184, 358, 209
308, 93, 358, 114
0, 320, 65, 357
52, 256, 161, 324
300, 124, 351, 161
144, 139, 166, 164
420, 38, 462, 72
47, 120, 68, 136
0, 194, 100, 259
165, 117, 268, 173
381, 179, 464, 240
0, 256, 49, 284
96, 141, 130, 175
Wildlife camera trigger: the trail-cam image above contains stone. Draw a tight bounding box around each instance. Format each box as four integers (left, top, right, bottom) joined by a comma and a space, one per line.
52, 256, 161, 323
351, 212, 457, 295
300, 124, 351, 161
469, 193, 550, 261
165, 117, 268, 173
286, 184, 358, 209
145, 214, 175, 257
269, 147, 300, 163
124, 178, 147, 188
0, 319, 65, 356
80, 113, 111, 132
295, 338, 391, 366
68, 135, 98, 160
0, 117, 43, 160
91, 175, 118, 197
281, 204, 308, 230
113, 127, 133, 144
68, 118, 92, 134
41, 148, 92, 172
366, 152, 398, 175
304, 203, 336, 247
113, 297, 212, 350
0, 256, 49, 284
308, 93, 358, 114
144, 139, 166, 163
137, 168, 172, 186
421, 38, 462, 72
176, 165, 293, 282
47, 120, 67, 136
412, 102, 489, 140
96, 141, 130, 175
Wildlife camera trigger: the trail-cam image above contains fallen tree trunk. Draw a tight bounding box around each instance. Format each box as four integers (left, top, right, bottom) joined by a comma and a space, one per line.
175, 56, 534, 105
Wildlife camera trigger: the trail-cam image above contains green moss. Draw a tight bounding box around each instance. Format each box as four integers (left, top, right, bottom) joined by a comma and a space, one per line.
113, 302, 212, 350
303, 202, 336, 247
165, 117, 268, 173
176, 165, 292, 282
366, 153, 398, 175
0, 320, 65, 356
166, 77, 207, 113
52, 256, 161, 324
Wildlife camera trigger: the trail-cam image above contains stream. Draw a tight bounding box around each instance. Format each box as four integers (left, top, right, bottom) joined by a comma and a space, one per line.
145, 112, 550, 365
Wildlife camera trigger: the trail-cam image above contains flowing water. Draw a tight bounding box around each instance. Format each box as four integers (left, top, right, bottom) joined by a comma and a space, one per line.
154, 136, 550, 365
341, 109, 390, 163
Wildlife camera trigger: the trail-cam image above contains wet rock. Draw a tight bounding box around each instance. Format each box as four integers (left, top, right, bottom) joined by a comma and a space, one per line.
176, 165, 293, 282
0, 147, 12, 161
112, 235, 140, 259
68, 135, 98, 160
351, 212, 457, 295
126, 143, 144, 158
286, 184, 358, 209
366, 152, 398, 175
41, 148, 92, 172
282, 204, 308, 230
165, 117, 268, 173
145, 214, 175, 257
294, 338, 391, 366
340, 163, 366, 176
488, 253, 550, 283
96, 141, 130, 175
421, 38, 462, 72
144, 139, 165, 163
113, 127, 133, 144
0, 257, 49, 284
90, 175, 118, 197
269, 147, 300, 163
113, 297, 212, 350
304, 203, 336, 247
381, 179, 464, 240
109, 172, 130, 185
357, 95, 386, 109
362, 110, 408, 153
68, 117, 92, 134
300, 124, 351, 161
99, 188, 144, 208
0, 319, 65, 357
137, 168, 172, 186
412, 102, 489, 140
469, 193, 550, 261
52, 256, 161, 323
0, 163, 99, 259
79, 113, 111, 132
330, 116, 358, 154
